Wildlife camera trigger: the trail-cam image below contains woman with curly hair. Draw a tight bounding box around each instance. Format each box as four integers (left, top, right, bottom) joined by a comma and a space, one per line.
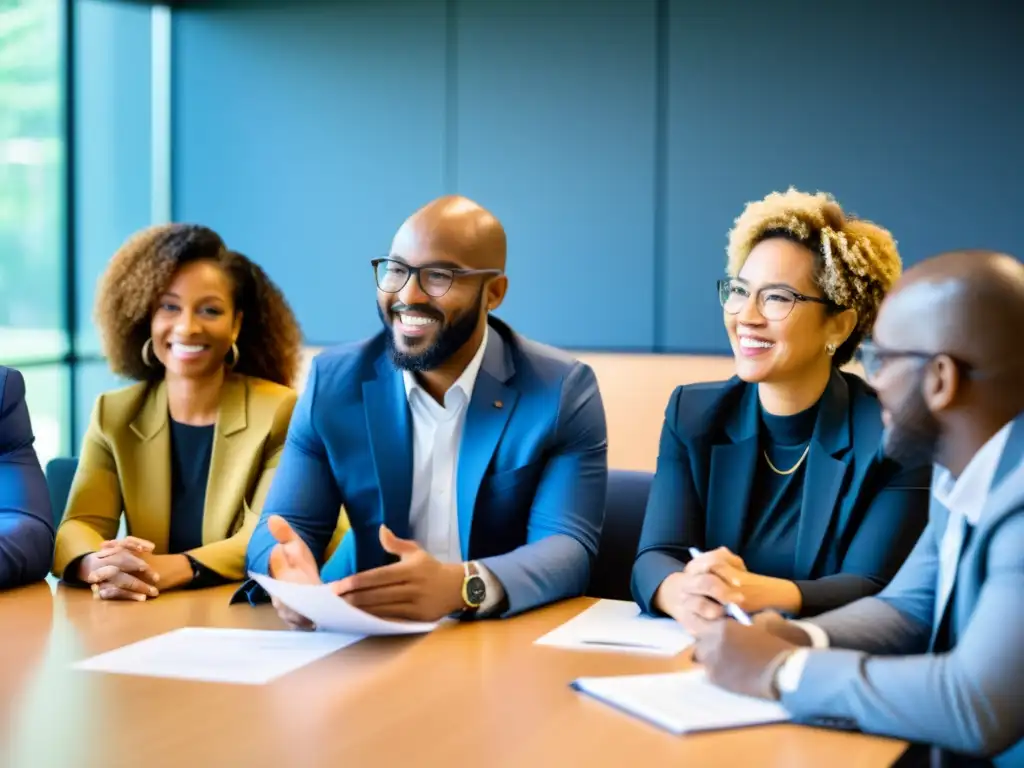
632, 188, 931, 633
52, 224, 303, 599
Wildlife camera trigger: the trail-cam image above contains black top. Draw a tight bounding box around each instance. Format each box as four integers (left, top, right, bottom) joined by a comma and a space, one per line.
741, 403, 819, 578
169, 420, 228, 589
168, 420, 214, 554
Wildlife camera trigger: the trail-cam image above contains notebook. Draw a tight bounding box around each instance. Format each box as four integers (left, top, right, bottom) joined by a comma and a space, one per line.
571, 669, 792, 735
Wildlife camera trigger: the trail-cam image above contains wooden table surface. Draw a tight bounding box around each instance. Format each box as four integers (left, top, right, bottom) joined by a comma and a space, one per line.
0, 582, 908, 768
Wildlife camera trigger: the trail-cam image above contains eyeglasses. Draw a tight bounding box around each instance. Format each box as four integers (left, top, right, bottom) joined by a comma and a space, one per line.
717, 279, 832, 321
371, 258, 502, 298
856, 340, 979, 381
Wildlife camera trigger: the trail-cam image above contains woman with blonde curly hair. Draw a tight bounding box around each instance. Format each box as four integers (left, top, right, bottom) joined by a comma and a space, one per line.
632, 188, 931, 633
52, 224, 303, 599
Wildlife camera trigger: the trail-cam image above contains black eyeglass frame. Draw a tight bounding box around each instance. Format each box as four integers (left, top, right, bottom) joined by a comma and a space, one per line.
716, 278, 834, 321
856, 340, 982, 381
371, 257, 503, 298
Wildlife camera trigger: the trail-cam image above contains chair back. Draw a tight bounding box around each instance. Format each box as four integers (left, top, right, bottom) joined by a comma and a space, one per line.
587, 469, 653, 601
45, 457, 79, 528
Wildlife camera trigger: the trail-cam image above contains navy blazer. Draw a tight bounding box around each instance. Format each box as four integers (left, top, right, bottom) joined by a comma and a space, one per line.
0, 366, 54, 589
632, 369, 931, 617
241, 317, 609, 616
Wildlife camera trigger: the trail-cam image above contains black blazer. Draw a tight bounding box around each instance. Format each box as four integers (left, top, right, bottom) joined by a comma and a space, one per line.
631, 370, 931, 617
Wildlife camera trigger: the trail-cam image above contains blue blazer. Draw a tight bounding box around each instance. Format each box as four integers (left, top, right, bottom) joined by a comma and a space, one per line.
0, 366, 54, 589
632, 370, 931, 617
241, 317, 608, 615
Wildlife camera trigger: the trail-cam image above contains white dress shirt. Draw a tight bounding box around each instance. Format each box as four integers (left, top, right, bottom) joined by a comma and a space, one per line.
403, 326, 505, 614
776, 422, 1015, 694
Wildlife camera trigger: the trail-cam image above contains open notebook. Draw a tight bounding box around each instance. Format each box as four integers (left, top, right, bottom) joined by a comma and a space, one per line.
572, 670, 791, 735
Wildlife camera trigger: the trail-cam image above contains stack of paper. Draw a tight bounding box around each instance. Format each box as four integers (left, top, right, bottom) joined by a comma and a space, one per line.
250, 572, 440, 635
535, 599, 694, 656
572, 670, 792, 734
73, 627, 361, 685
73, 574, 443, 685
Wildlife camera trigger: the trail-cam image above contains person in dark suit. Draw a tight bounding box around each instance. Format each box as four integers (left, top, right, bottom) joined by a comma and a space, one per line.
0, 365, 54, 589
632, 188, 931, 633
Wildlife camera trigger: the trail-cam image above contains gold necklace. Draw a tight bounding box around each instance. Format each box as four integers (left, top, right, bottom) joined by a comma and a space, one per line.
763, 445, 810, 475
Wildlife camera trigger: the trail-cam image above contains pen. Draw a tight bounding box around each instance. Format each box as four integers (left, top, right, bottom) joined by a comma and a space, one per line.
687, 547, 753, 626
579, 639, 664, 650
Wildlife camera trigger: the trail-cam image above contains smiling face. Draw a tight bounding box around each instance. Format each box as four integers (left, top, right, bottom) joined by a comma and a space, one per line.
376, 211, 506, 372
149, 259, 242, 380
725, 237, 853, 385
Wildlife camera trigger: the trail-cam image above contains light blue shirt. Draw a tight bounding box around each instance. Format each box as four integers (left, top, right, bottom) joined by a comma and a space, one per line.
778, 422, 1015, 691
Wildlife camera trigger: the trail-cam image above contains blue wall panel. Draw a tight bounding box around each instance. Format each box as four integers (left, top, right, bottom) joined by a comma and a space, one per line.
169, 0, 1023, 354
662, 0, 1024, 352
172, 0, 448, 345
454, 0, 658, 349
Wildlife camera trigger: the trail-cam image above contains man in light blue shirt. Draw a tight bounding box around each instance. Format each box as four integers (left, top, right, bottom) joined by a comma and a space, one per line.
692, 250, 1024, 767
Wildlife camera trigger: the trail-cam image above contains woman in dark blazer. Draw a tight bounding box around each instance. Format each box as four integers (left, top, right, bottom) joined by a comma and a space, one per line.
632, 188, 931, 634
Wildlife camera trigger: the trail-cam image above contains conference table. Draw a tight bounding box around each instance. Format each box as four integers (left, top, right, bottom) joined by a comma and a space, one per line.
1, 582, 908, 767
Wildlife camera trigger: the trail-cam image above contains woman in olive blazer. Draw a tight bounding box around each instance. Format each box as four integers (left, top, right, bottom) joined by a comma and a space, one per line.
53, 225, 309, 598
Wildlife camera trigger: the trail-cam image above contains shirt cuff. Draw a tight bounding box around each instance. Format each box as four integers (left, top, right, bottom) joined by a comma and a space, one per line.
789, 620, 830, 649
775, 648, 811, 694
475, 562, 506, 616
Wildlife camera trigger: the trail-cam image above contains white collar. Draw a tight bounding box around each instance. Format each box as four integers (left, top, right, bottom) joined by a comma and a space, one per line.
933, 421, 1014, 525
403, 325, 489, 404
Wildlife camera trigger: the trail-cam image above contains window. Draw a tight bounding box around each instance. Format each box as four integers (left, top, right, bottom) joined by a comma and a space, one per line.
0, 0, 66, 362
0, 0, 68, 460
20, 365, 68, 467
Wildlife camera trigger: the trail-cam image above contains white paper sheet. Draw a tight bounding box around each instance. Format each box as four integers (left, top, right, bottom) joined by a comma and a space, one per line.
72, 627, 361, 685
535, 599, 694, 656
250, 572, 439, 636
572, 669, 791, 734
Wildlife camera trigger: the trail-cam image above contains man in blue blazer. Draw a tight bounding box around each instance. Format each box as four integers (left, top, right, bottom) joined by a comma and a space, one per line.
694, 251, 1024, 766
241, 195, 608, 622
0, 365, 55, 589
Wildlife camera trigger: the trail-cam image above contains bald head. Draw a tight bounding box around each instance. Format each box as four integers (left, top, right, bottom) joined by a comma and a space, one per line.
876, 250, 1024, 374
391, 195, 507, 271
869, 250, 1024, 474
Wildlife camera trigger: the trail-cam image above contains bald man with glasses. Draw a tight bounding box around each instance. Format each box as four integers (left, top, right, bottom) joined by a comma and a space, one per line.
239, 195, 608, 626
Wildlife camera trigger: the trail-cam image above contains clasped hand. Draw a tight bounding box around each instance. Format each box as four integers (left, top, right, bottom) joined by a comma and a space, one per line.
78, 536, 160, 601
267, 516, 464, 630
654, 547, 799, 636
78, 537, 197, 600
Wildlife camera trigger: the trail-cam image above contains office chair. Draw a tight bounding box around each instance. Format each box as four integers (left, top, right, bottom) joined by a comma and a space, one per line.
586, 469, 653, 601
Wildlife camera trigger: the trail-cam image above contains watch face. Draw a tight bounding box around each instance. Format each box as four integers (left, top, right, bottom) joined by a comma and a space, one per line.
465, 575, 486, 606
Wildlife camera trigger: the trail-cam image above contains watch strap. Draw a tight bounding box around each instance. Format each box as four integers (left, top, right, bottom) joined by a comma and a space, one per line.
184, 554, 203, 585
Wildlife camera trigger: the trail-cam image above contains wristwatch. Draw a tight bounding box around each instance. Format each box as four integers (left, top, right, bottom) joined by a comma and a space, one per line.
461, 561, 486, 611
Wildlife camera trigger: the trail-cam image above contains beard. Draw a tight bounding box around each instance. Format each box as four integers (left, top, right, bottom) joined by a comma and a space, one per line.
378, 286, 484, 372
882, 377, 942, 468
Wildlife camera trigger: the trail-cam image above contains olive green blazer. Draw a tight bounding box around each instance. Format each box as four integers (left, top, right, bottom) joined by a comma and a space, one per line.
52, 374, 345, 581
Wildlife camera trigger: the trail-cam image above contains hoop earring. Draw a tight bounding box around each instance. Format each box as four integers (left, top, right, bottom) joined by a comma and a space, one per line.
225, 343, 240, 369
825, 342, 837, 357
141, 338, 157, 368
